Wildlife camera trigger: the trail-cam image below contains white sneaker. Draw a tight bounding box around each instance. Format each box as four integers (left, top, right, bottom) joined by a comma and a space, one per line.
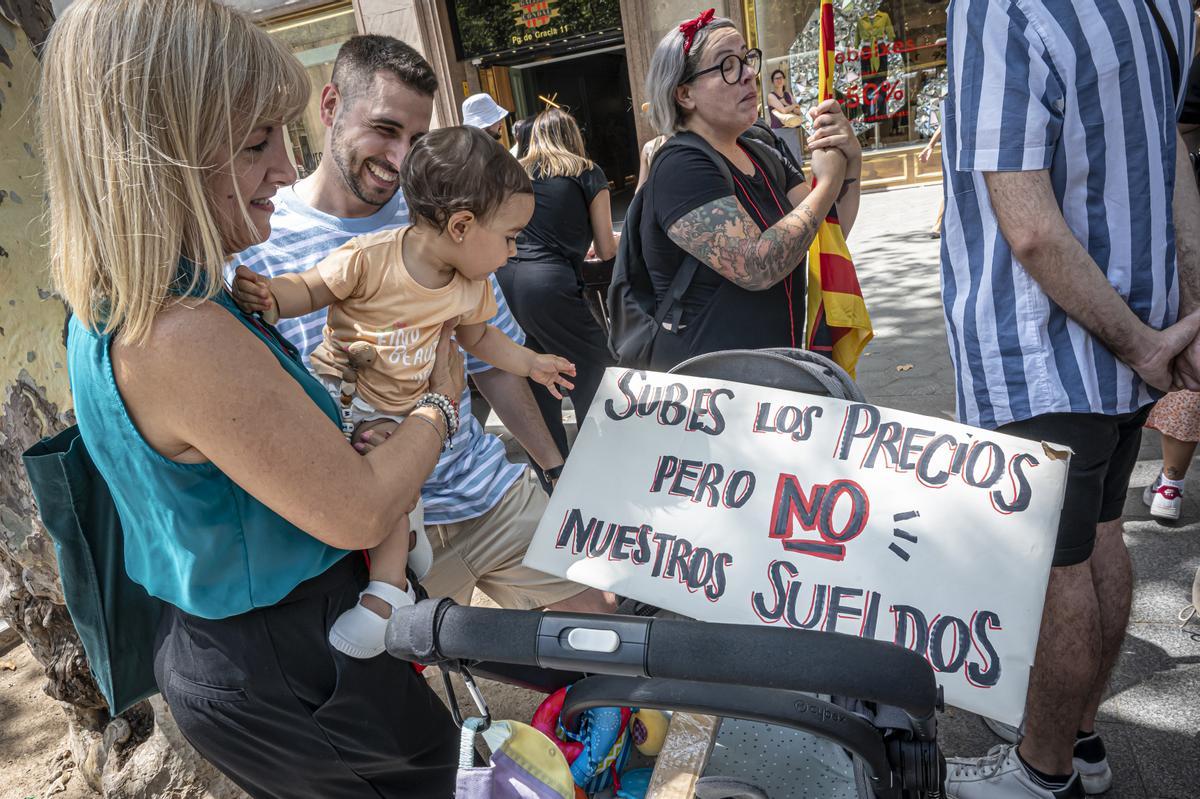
407, 503, 432, 579
980, 721, 1112, 795
1142, 476, 1183, 520
983, 716, 1023, 744
329, 580, 416, 659
1071, 733, 1113, 795
945, 745, 1083, 798
1073, 756, 1112, 795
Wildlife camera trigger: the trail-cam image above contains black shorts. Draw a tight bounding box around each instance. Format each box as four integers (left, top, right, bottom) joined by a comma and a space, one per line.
999, 407, 1151, 567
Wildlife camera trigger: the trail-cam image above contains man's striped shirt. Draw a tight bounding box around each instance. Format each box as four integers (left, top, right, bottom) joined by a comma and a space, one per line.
941, 0, 1195, 429
232, 181, 526, 524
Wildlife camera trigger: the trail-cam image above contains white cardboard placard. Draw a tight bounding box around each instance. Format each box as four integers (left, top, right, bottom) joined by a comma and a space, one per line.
524, 368, 1068, 724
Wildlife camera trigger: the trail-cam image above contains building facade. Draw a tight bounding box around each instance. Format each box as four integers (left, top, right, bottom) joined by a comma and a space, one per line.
749, 0, 946, 189
237, 0, 943, 191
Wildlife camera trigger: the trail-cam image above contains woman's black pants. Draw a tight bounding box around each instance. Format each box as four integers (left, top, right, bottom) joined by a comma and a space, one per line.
496, 258, 615, 455
154, 554, 459, 799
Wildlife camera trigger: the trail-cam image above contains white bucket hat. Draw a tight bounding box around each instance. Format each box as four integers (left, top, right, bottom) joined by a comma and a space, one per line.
462, 92, 509, 128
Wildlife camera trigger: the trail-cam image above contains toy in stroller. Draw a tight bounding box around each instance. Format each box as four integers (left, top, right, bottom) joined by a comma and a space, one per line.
388, 350, 948, 798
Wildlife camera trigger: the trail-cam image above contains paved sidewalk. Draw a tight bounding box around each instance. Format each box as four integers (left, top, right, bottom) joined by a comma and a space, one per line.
849, 185, 958, 421
851, 184, 1200, 799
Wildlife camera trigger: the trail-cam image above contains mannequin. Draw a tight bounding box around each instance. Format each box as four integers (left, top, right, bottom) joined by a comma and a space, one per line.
857, 2, 895, 122
767, 68, 806, 165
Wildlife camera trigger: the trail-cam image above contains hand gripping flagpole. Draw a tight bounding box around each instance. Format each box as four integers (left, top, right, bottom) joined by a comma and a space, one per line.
805, 0, 873, 379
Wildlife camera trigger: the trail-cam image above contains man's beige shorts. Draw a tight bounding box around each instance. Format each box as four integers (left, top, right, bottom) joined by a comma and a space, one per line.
420, 469, 586, 610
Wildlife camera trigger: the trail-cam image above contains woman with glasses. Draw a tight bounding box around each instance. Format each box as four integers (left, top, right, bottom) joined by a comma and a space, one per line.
636, 11, 862, 366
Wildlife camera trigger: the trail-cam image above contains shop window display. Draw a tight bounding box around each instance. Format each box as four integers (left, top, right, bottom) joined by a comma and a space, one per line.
755, 0, 947, 152
264, 3, 359, 176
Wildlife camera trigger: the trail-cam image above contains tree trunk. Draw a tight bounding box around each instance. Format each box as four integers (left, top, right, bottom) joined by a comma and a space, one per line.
0, 4, 244, 796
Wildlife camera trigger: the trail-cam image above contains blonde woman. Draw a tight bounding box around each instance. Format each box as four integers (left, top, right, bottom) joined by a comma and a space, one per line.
495, 108, 618, 452
41, 1, 461, 795
636, 133, 669, 191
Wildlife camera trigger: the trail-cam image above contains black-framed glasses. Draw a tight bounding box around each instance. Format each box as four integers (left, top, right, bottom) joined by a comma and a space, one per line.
681, 48, 762, 85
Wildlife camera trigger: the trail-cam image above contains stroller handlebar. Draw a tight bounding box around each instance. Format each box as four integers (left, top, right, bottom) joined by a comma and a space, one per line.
386, 599, 940, 720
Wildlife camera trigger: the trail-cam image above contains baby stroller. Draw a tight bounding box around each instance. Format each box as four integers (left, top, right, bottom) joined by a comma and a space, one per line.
388, 350, 948, 799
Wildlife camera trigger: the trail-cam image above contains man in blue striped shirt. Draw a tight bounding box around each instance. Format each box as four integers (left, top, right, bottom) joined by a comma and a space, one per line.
235, 36, 615, 616
941, 2, 1200, 796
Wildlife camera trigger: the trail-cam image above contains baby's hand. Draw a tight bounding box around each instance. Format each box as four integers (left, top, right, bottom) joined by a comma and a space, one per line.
351, 418, 399, 454
529, 354, 576, 400
232, 265, 276, 322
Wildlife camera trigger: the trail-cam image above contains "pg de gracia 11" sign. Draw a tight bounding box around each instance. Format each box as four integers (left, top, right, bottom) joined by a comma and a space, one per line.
524, 369, 1068, 725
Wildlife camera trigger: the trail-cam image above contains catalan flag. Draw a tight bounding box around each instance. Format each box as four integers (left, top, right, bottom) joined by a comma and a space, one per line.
805, 0, 872, 378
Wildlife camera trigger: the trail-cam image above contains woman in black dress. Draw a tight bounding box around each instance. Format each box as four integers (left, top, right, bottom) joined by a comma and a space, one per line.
496, 108, 618, 454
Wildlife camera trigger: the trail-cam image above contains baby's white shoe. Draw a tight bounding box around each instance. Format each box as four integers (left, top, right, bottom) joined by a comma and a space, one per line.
408, 503, 432, 580
329, 580, 415, 659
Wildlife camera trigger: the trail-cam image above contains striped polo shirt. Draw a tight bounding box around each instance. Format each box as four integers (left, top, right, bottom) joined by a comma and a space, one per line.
232, 181, 526, 524
941, 0, 1195, 429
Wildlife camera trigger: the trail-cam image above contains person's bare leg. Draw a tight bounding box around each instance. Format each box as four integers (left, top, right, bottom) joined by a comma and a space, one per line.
359, 524, 412, 618
546, 588, 619, 614
1017, 560, 1102, 774
1160, 434, 1198, 480
350, 418, 409, 619
328, 478, 416, 657
1079, 519, 1132, 732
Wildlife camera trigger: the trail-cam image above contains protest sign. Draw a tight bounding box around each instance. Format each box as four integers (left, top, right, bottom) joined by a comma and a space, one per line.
524, 368, 1069, 724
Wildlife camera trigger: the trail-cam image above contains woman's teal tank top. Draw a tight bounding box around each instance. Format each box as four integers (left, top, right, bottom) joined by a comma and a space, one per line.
67, 290, 348, 619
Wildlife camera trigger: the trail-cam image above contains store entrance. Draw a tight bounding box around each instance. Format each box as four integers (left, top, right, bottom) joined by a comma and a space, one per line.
507, 46, 638, 199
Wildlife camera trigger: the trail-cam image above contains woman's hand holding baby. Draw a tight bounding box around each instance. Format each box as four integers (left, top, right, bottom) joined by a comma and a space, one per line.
427, 320, 466, 401
529, 354, 576, 400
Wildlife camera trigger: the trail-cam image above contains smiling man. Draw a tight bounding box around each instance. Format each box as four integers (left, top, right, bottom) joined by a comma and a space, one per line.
236, 35, 616, 619
319, 51, 432, 210
240, 35, 439, 360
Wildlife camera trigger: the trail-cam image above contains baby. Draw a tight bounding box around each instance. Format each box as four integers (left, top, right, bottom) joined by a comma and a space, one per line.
233, 126, 574, 658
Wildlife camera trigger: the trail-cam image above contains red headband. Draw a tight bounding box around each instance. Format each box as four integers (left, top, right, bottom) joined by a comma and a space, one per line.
680, 9, 716, 56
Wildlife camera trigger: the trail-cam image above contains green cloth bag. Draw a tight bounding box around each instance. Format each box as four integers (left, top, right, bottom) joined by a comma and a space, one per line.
22, 425, 165, 715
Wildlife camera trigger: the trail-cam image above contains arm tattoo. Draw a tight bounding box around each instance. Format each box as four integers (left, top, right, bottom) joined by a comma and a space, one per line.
667, 195, 821, 291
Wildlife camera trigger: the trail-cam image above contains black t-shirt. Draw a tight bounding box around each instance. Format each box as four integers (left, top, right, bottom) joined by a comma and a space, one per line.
515, 164, 608, 265
639, 142, 807, 354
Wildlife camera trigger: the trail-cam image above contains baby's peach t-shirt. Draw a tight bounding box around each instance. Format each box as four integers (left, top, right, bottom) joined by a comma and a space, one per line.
308, 226, 497, 413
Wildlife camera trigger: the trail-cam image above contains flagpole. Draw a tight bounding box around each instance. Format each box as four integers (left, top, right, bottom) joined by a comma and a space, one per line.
805, 0, 874, 378
819, 0, 835, 105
